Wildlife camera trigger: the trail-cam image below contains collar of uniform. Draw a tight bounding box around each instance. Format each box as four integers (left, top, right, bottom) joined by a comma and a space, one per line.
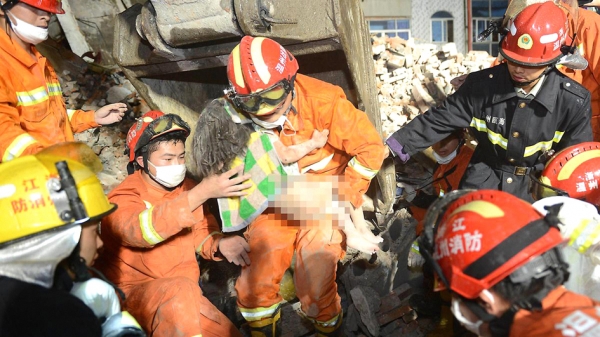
530, 69, 558, 114
492, 65, 557, 114
491, 64, 518, 104
516, 74, 546, 98
0, 28, 38, 68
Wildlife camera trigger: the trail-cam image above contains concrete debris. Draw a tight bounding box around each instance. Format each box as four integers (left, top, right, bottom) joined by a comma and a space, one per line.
373, 36, 496, 138
62, 68, 149, 193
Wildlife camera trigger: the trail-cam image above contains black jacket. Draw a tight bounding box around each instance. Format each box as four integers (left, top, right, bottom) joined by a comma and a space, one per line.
0, 276, 102, 337
388, 63, 592, 201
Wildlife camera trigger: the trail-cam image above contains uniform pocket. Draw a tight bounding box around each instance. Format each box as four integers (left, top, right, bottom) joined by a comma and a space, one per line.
18, 86, 51, 123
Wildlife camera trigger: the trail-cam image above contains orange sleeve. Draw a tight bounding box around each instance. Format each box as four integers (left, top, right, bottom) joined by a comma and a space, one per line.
0, 70, 43, 162
104, 188, 201, 248
578, 10, 600, 92
68, 109, 99, 133
193, 211, 224, 261
326, 93, 385, 207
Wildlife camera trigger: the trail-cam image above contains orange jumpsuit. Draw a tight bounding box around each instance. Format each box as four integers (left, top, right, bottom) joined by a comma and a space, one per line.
235, 74, 385, 324
0, 29, 98, 162
559, 5, 600, 141
94, 171, 241, 337
510, 286, 600, 336
410, 145, 474, 235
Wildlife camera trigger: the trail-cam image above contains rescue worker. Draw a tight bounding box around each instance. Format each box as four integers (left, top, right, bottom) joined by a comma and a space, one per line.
408, 129, 475, 237
94, 111, 251, 337
530, 142, 600, 300
225, 36, 386, 335
420, 189, 600, 337
407, 129, 474, 268
0, 148, 126, 336
0, 0, 128, 162
557, 0, 600, 141
386, 2, 592, 202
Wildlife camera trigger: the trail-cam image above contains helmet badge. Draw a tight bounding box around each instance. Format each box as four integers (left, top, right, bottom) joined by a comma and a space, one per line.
518, 34, 533, 50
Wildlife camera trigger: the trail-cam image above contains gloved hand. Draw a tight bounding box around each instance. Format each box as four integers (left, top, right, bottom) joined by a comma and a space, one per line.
385, 138, 410, 163
408, 239, 425, 268
70, 278, 121, 320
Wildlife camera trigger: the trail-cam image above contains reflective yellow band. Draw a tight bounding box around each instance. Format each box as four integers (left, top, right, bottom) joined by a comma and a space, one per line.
523, 131, 563, 158
239, 303, 281, 321
196, 231, 223, 254
3, 133, 37, 162
470, 117, 508, 150
348, 157, 378, 179
569, 219, 600, 253
471, 117, 563, 157
67, 109, 76, 121
16, 86, 49, 107
139, 206, 164, 245
47, 82, 62, 97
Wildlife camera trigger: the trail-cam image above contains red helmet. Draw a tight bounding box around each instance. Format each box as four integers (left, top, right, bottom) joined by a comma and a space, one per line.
125, 111, 190, 163
432, 190, 563, 299
227, 36, 299, 116
3, 0, 65, 14
531, 142, 600, 206
499, 2, 569, 66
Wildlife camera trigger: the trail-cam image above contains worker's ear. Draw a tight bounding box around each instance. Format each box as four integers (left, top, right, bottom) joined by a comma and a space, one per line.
136, 155, 144, 169
477, 289, 509, 317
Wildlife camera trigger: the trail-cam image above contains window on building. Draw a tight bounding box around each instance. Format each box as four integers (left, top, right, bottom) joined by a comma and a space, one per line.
368, 19, 411, 40
472, 0, 509, 56
431, 11, 453, 43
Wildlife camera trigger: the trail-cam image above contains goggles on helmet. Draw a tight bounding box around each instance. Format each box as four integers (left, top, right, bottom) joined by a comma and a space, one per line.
529, 171, 570, 201
136, 114, 189, 154
228, 78, 293, 114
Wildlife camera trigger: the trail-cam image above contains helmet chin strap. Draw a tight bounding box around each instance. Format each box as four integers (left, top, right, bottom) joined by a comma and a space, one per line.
511, 66, 550, 88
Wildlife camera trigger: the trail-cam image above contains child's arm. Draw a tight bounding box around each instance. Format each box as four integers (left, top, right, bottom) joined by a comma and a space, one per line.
274, 129, 329, 164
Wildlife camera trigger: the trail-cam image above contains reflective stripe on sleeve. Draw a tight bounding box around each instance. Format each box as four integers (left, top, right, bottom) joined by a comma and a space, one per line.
67, 109, 76, 121
239, 303, 281, 321
139, 206, 164, 245
2, 133, 38, 162
47, 82, 62, 97
196, 231, 223, 254
348, 157, 378, 179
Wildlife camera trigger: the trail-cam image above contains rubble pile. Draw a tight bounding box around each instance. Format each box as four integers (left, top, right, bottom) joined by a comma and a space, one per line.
60, 68, 147, 192
373, 36, 496, 138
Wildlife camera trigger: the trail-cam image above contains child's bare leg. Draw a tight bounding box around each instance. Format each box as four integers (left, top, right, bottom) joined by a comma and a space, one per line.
348, 205, 383, 244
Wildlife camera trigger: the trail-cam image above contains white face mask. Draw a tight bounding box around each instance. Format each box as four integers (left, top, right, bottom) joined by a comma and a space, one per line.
148, 161, 186, 188
251, 114, 288, 130
451, 298, 485, 335
7, 11, 49, 45
433, 147, 458, 164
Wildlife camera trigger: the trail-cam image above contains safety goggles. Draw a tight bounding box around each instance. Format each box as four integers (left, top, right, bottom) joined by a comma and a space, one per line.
229, 79, 292, 114
528, 171, 569, 201
136, 114, 190, 153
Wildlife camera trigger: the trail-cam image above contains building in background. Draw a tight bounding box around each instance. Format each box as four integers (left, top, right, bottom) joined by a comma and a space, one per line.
361, 0, 509, 56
